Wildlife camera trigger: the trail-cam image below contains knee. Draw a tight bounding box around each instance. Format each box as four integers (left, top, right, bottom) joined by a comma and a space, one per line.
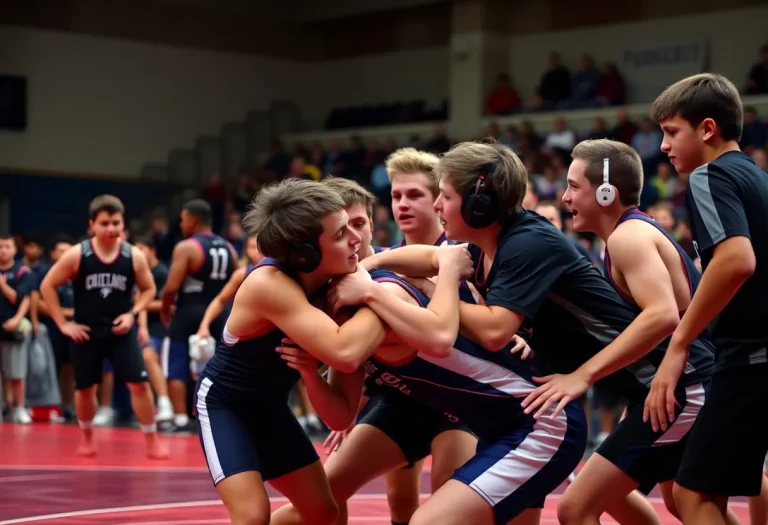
386, 485, 419, 520
556, 492, 589, 525
142, 348, 158, 364
125, 382, 150, 395
230, 505, 270, 525
305, 498, 338, 525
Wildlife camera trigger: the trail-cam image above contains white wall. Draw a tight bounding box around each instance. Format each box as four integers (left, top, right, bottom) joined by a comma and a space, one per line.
0, 26, 305, 176
300, 46, 451, 130
509, 5, 768, 103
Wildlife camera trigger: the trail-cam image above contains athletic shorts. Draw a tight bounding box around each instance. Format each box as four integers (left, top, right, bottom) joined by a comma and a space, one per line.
357, 389, 473, 468
677, 364, 768, 497
597, 382, 707, 494
0, 340, 28, 379
452, 401, 587, 524
195, 375, 319, 484
71, 330, 148, 390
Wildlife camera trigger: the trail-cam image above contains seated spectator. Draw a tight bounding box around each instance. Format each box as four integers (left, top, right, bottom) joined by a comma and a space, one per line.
425, 124, 451, 154
595, 62, 626, 106
648, 162, 677, 200
287, 154, 321, 181
500, 126, 519, 151
631, 117, 663, 173
612, 107, 638, 145
533, 163, 566, 201
324, 138, 346, 178
570, 54, 601, 108
753, 147, 768, 170
745, 44, 768, 95
647, 202, 675, 234
543, 117, 576, 162
586, 118, 611, 140
741, 107, 767, 153
309, 141, 326, 174
535, 51, 571, 110
485, 73, 520, 115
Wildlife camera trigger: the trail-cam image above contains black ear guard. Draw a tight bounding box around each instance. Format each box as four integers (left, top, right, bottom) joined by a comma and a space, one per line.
285, 241, 322, 273
461, 163, 498, 229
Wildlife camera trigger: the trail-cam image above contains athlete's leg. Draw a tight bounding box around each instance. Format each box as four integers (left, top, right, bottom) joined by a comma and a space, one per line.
165, 339, 191, 428
430, 428, 478, 490
271, 423, 411, 525
385, 461, 423, 524
216, 471, 271, 525
93, 359, 115, 426
143, 336, 173, 421
748, 473, 768, 525
70, 340, 103, 456
270, 461, 338, 525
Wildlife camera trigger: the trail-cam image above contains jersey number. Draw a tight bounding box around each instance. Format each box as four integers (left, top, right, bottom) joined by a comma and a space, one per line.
209, 248, 229, 280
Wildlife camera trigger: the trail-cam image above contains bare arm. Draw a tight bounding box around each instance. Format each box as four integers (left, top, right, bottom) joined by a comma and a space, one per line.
0, 276, 17, 304
198, 267, 246, 333
11, 296, 30, 322
578, 228, 681, 384
131, 247, 156, 313
361, 245, 439, 277
244, 269, 389, 373
40, 246, 81, 329
300, 367, 366, 430
30, 291, 40, 327
161, 241, 193, 323
458, 302, 525, 351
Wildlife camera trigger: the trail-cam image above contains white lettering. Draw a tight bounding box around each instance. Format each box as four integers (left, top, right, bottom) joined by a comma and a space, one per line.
85, 273, 128, 292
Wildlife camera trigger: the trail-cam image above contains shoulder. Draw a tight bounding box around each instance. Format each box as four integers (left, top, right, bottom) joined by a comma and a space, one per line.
607, 220, 658, 262
172, 238, 198, 256
232, 266, 247, 281
498, 213, 566, 256
244, 265, 304, 310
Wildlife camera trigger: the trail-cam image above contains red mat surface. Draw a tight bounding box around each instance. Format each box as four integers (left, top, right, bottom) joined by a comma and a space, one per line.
0, 424, 751, 524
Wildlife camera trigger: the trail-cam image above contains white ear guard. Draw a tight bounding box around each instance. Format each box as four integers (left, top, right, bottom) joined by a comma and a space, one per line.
596, 157, 616, 207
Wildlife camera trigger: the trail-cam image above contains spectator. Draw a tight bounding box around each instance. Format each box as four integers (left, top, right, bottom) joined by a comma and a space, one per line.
363, 139, 381, 174
536, 52, 571, 110
425, 124, 451, 154
595, 62, 626, 106
570, 54, 601, 108
586, 118, 611, 140
323, 138, 346, 178
544, 117, 576, 162
500, 126, 519, 151
674, 216, 699, 266
648, 162, 677, 200
263, 139, 291, 178
745, 44, 768, 95
286, 155, 321, 181
753, 148, 768, 170
346, 135, 367, 182
232, 173, 253, 214
309, 141, 326, 175
485, 73, 520, 115
612, 107, 638, 145
383, 137, 398, 155
486, 122, 501, 140
631, 117, 663, 173
741, 107, 767, 153
533, 163, 566, 201
647, 202, 675, 234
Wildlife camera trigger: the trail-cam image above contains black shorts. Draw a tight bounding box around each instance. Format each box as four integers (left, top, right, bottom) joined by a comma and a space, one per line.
70, 329, 148, 390
592, 383, 625, 410
676, 364, 768, 497
597, 382, 707, 494
357, 389, 473, 469
195, 375, 319, 483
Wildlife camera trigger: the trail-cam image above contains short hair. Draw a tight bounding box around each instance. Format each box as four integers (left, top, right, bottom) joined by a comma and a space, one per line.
243, 179, 345, 261
571, 139, 643, 207
134, 235, 156, 249
534, 200, 558, 211
322, 177, 377, 218
182, 199, 212, 225
649, 73, 743, 142
0, 232, 12, 241
24, 234, 43, 247
438, 141, 528, 219
385, 148, 441, 196
89, 195, 125, 221
648, 201, 673, 215
51, 234, 74, 249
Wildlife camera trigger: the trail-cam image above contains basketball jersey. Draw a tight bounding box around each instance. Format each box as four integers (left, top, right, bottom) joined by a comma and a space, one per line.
73, 240, 135, 338
602, 208, 714, 385
365, 269, 546, 439
147, 262, 169, 338
201, 259, 309, 399
176, 233, 236, 311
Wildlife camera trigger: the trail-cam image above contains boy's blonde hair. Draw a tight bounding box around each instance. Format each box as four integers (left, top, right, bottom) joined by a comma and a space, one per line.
322, 177, 377, 218
385, 148, 440, 196
438, 141, 528, 219
650, 73, 743, 141
243, 179, 345, 260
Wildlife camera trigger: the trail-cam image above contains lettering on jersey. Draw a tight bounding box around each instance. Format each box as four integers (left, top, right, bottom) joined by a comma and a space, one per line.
85, 273, 128, 298
182, 276, 204, 294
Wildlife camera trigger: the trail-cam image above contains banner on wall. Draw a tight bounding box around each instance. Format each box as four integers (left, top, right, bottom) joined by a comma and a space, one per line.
620, 38, 709, 103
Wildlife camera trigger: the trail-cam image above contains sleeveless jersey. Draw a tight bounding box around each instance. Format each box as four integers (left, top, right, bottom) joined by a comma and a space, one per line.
602, 208, 714, 387
176, 233, 236, 310
201, 258, 305, 400
365, 269, 549, 440
73, 240, 135, 338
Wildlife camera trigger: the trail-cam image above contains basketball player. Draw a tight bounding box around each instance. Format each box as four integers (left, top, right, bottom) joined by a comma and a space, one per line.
0, 232, 34, 423
647, 73, 768, 525
160, 199, 237, 431
195, 234, 261, 340
524, 138, 715, 524
134, 236, 174, 423
40, 195, 168, 459
360, 140, 717, 525
272, 172, 479, 525
192, 178, 470, 525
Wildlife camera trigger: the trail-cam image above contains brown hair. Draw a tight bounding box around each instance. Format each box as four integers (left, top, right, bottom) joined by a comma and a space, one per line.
322, 177, 377, 218
385, 148, 440, 197
650, 73, 743, 142
571, 139, 643, 207
88, 195, 125, 221
243, 179, 345, 260
438, 141, 528, 219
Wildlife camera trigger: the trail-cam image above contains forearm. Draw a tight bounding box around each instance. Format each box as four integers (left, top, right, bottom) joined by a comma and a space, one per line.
200, 298, 226, 331
11, 297, 30, 321
579, 308, 678, 384
161, 288, 178, 313
362, 245, 438, 277
0, 282, 17, 304
300, 372, 359, 430
458, 302, 519, 351
30, 292, 40, 325
145, 299, 163, 313
138, 310, 149, 331
133, 287, 156, 313
62, 308, 74, 320
671, 255, 751, 349
322, 309, 388, 373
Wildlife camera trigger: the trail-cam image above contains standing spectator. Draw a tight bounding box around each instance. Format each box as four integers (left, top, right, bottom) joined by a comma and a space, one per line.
570, 54, 601, 108
536, 52, 571, 110
741, 107, 767, 153
595, 62, 627, 106
745, 44, 768, 95
587, 118, 611, 140
485, 73, 520, 115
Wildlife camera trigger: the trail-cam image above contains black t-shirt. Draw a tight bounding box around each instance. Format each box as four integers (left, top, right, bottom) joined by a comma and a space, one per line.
685, 150, 768, 370
0, 262, 34, 342
469, 211, 687, 401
